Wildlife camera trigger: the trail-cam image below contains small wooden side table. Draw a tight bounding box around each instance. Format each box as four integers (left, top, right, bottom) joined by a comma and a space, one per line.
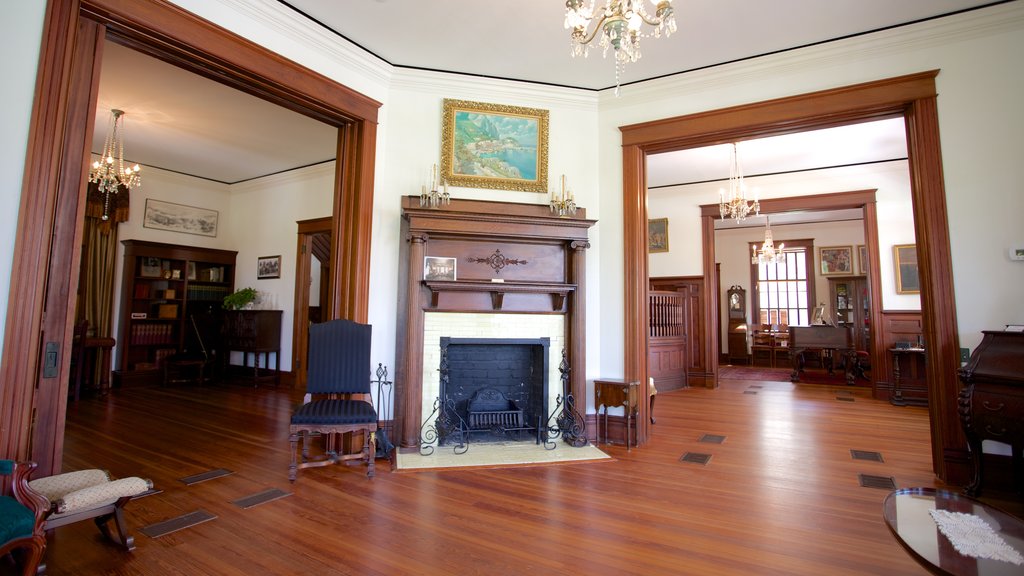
595, 378, 640, 450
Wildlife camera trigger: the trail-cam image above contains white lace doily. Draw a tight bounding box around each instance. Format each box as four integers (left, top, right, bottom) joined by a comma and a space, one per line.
928, 509, 1024, 565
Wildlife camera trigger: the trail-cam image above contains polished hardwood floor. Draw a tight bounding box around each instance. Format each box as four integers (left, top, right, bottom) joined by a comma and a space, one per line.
21, 374, 987, 575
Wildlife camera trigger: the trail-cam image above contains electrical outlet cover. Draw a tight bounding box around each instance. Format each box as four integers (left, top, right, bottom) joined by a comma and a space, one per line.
960, 347, 970, 363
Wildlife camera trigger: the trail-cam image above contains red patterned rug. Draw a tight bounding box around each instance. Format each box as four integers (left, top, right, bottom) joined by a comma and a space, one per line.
718, 366, 791, 382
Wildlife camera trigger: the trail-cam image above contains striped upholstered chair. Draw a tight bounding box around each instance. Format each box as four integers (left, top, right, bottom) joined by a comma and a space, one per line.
0, 460, 48, 576
288, 319, 377, 481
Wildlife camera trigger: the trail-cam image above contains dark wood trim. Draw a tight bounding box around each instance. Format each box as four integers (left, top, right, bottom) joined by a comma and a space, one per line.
620, 71, 964, 483
700, 190, 879, 217
622, 144, 651, 438
3, 0, 379, 473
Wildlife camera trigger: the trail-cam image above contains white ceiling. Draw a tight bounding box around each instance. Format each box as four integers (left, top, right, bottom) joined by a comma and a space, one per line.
91, 0, 993, 185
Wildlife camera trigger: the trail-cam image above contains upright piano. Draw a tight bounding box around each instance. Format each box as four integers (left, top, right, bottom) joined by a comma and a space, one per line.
789, 325, 855, 385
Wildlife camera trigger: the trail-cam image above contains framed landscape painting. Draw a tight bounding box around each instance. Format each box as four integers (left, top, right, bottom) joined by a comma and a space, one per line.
819, 246, 853, 276
648, 218, 669, 253
143, 199, 218, 237
440, 99, 549, 193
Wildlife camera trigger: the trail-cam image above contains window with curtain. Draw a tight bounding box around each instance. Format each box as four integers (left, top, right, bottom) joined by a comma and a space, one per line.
749, 239, 815, 328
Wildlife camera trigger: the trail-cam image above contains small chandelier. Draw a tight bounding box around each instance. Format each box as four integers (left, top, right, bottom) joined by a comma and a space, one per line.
89, 109, 141, 221
719, 142, 759, 223
565, 0, 677, 95
549, 174, 577, 217
752, 216, 785, 265
420, 164, 450, 209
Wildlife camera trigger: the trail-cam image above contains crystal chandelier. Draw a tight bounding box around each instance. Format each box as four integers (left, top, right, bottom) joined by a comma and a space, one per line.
89, 109, 141, 221
565, 0, 677, 95
719, 142, 759, 223
549, 174, 577, 217
751, 216, 785, 265
420, 164, 450, 209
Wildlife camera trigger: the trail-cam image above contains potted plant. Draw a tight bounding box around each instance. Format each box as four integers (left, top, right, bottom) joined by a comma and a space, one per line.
223, 287, 258, 310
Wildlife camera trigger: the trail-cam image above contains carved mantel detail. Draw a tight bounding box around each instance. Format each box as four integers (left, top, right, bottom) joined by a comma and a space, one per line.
468, 249, 527, 274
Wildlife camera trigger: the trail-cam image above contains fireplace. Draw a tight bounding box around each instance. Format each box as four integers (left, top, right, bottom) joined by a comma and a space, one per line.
439, 337, 549, 443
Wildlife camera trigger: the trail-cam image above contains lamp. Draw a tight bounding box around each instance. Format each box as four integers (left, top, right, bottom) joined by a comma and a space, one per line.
549, 174, 576, 217
420, 164, 450, 209
565, 0, 676, 95
751, 215, 785, 265
89, 109, 141, 221
719, 142, 758, 223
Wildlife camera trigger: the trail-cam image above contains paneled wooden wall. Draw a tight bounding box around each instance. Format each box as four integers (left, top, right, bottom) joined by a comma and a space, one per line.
650, 277, 709, 387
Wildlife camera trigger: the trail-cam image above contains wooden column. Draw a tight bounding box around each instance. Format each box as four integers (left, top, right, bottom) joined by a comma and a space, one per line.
399, 232, 428, 448
569, 240, 589, 419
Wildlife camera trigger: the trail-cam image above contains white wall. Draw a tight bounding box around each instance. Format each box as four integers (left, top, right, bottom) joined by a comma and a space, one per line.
0, 2, 46, 354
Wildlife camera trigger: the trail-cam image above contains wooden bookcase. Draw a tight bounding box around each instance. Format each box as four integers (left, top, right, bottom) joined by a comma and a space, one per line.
117, 240, 237, 384
829, 276, 870, 352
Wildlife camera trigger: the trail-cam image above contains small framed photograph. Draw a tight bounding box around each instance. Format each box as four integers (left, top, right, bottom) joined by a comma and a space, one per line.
819, 246, 853, 276
424, 256, 456, 281
140, 257, 162, 278
257, 255, 281, 279
648, 218, 669, 253
893, 244, 920, 294
187, 261, 197, 280
858, 245, 868, 275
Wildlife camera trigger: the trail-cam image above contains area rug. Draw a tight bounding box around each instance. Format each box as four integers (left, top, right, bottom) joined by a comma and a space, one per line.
395, 442, 612, 471
718, 366, 791, 382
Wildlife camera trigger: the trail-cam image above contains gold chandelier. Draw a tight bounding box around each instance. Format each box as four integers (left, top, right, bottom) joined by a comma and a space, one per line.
565, 0, 677, 94
89, 109, 141, 221
752, 216, 785, 265
420, 164, 450, 209
719, 142, 759, 222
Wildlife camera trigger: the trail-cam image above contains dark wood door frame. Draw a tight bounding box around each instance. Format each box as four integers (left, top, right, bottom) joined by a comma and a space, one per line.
621, 71, 965, 484
701, 190, 884, 399
292, 217, 332, 390
1, 0, 380, 474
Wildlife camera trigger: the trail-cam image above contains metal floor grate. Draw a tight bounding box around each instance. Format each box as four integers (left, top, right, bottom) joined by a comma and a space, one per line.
743, 390, 758, 395
680, 452, 712, 465
139, 510, 216, 538
232, 488, 292, 509
836, 396, 855, 402
858, 474, 896, 490
179, 468, 233, 485
747, 385, 764, 389
850, 449, 884, 463
699, 434, 727, 444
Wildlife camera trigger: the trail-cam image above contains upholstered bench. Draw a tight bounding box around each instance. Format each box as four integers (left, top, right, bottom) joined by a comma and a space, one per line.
28, 469, 152, 552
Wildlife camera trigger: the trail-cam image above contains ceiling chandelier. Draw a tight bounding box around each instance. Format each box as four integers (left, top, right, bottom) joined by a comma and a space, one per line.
751, 216, 785, 265
420, 164, 450, 209
565, 0, 677, 95
89, 109, 141, 221
719, 142, 759, 223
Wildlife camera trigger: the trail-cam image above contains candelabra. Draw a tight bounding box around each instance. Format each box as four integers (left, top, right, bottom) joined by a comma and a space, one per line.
420, 164, 450, 209
549, 174, 576, 217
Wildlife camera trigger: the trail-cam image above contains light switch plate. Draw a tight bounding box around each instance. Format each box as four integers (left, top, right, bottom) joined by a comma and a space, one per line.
960, 347, 970, 363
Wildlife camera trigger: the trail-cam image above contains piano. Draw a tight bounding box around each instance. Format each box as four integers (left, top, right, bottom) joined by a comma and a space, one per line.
789, 325, 855, 385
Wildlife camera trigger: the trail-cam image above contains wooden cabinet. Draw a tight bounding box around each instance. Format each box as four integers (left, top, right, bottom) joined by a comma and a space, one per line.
829, 276, 870, 352
221, 310, 282, 385
958, 330, 1024, 496
118, 240, 236, 384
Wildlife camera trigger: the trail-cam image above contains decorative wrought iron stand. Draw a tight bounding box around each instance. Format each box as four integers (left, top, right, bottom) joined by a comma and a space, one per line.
544, 349, 588, 448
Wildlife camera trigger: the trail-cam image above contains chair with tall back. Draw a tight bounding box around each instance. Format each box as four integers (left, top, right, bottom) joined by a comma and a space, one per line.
0, 460, 48, 576
288, 319, 377, 481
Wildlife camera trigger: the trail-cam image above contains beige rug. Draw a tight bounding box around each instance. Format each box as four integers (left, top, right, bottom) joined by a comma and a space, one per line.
395, 441, 612, 471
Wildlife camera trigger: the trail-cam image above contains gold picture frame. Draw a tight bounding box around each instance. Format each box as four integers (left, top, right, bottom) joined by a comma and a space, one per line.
893, 244, 920, 294
440, 99, 549, 193
648, 218, 669, 253
858, 244, 868, 275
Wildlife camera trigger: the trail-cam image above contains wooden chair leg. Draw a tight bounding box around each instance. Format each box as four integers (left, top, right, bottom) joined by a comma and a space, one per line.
288, 432, 299, 482
365, 431, 375, 478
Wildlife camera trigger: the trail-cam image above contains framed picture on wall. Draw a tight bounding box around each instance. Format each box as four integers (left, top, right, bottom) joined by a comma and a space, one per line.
819, 246, 853, 275
858, 245, 868, 275
893, 244, 920, 294
257, 255, 281, 279
648, 218, 669, 253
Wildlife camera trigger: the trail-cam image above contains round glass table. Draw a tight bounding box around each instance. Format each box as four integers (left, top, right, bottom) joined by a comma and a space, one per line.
883, 487, 1024, 576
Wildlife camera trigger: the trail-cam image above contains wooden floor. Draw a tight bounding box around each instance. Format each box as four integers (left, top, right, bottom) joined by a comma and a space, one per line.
20, 374, 982, 575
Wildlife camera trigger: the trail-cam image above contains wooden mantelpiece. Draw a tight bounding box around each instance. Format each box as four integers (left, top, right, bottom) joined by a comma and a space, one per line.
396, 197, 597, 448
